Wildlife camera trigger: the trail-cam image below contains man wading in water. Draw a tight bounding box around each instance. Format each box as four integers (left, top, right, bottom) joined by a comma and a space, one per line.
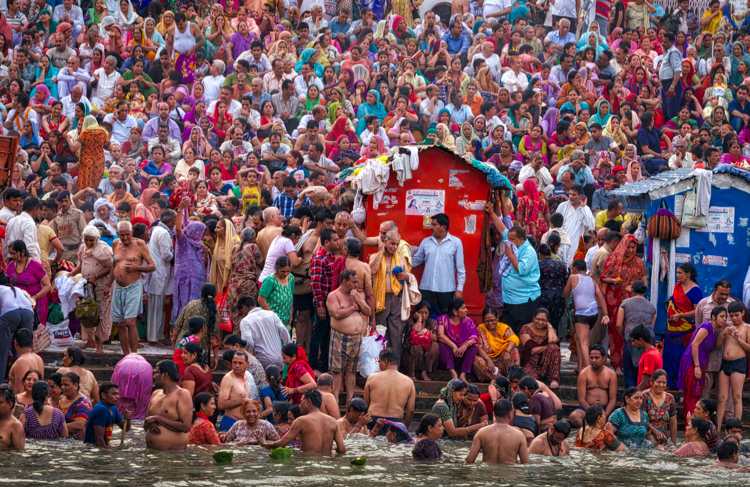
255, 389, 345, 454
104, 221, 155, 355
144, 360, 192, 451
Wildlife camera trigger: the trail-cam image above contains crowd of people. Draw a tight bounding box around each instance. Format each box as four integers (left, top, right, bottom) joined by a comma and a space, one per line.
0, 0, 745, 468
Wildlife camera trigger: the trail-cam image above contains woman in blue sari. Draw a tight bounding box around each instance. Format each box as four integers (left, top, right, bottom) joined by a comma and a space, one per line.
30, 54, 58, 100
144, 18, 165, 46
589, 99, 612, 127
20, 119, 40, 148
355, 90, 387, 137
294, 48, 323, 77
729, 41, 750, 91
576, 22, 609, 58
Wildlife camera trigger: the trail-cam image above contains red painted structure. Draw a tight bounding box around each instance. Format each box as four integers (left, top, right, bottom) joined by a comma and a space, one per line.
363, 146, 492, 321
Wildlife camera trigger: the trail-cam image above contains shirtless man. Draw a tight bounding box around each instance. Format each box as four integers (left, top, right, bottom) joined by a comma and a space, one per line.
528, 421, 572, 457
256, 389, 346, 454
568, 345, 618, 428
343, 237, 375, 324
292, 207, 334, 352
452, 0, 469, 16
218, 351, 251, 432
364, 348, 416, 429
337, 397, 378, 439
144, 360, 192, 451
328, 269, 370, 405
8, 329, 44, 394
717, 302, 750, 432
316, 373, 341, 419
0, 385, 24, 450
104, 221, 155, 355
256, 206, 283, 258
466, 399, 529, 464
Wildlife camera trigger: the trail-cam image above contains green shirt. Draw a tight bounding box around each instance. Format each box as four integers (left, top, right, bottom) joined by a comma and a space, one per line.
259, 274, 295, 329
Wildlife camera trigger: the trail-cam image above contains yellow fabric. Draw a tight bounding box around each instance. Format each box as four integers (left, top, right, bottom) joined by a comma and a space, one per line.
478, 322, 519, 358
397, 239, 412, 271
210, 219, 239, 292
595, 212, 624, 228
374, 252, 403, 313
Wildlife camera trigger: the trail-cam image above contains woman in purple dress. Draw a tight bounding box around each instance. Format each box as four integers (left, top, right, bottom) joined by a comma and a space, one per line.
412, 413, 444, 460
436, 299, 479, 383
172, 202, 209, 321
19, 381, 68, 440
6, 240, 52, 326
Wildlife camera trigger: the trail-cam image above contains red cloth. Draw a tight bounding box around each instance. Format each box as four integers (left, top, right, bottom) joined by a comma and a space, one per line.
284, 346, 315, 405
637, 348, 663, 387
410, 330, 432, 351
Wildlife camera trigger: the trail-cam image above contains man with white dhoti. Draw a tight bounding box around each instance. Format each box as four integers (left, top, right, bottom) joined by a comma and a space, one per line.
146, 209, 175, 346
556, 176, 595, 265
69, 225, 113, 353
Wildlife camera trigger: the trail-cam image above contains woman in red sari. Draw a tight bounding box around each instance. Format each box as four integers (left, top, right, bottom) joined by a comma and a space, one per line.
599, 235, 647, 375
325, 116, 358, 154
515, 179, 549, 240
280, 344, 315, 405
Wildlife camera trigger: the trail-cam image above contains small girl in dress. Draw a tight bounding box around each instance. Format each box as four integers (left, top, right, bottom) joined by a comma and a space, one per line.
129, 92, 148, 123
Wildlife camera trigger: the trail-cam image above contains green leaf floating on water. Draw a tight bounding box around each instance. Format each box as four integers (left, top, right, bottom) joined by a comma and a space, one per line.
270, 447, 293, 459
350, 457, 367, 466
213, 451, 234, 464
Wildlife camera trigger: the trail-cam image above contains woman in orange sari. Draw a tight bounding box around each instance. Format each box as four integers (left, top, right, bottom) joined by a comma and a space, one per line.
556, 68, 597, 108
664, 263, 702, 387
599, 235, 647, 375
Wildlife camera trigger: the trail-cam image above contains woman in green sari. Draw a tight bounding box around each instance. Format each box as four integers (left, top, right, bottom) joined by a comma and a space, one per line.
35, 9, 58, 46
85, 0, 107, 26
729, 41, 750, 91
297, 84, 324, 121
120, 58, 158, 98
589, 99, 612, 127
455, 122, 479, 156
505, 102, 530, 147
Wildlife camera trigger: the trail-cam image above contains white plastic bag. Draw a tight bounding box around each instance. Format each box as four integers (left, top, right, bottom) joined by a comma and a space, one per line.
634, 221, 647, 244
359, 334, 387, 377
352, 191, 366, 224
47, 319, 74, 348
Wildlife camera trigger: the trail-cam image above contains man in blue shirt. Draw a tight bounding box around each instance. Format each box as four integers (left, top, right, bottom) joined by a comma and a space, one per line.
274, 176, 311, 219
446, 90, 474, 125
84, 382, 131, 447
545, 19, 576, 50
485, 204, 541, 335
328, 9, 352, 50
441, 20, 469, 66
411, 213, 466, 315
729, 85, 750, 134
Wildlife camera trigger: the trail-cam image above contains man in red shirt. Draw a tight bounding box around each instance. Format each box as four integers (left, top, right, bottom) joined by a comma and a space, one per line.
631, 325, 662, 391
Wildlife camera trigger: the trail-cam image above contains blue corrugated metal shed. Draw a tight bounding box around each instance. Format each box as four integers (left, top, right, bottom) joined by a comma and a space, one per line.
607, 168, 697, 198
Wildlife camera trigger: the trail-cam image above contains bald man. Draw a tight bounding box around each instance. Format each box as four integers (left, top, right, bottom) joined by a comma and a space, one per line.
256, 206, 284, 258
58, 55, 92, 98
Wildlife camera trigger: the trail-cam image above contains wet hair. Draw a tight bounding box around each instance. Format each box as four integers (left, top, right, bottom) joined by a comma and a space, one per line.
507, 364, 526, 382
65, 346, 86, 366
584, 404, 605, 428
31, 381, 49, 414
728, 301, 744, 315
266, 364, 282, 400
14, 328, 32, 348
156, 360, 180, 382
512, 391, 531, 414
188, 316, 206, 336
47, 372, 62, 389
200, 283, 218, 334
725, 417, 743, 431
273, 401, 291, 423
518, 375, 538, 391
494, 398, 513, 419
718, 440, 739, 460
344, 237, 362, 258
348, 397, 368, 413
379, 348, 398, 364
698, 398, 718, 426
691, 417, 710, 441
492, 376, 510, 398
416, 413, 441, 436
183, 341, 208, 367
547, 418, 571, 437
303, 389, 322, 409
193, 391, 214, 420
0, 384, 14, 407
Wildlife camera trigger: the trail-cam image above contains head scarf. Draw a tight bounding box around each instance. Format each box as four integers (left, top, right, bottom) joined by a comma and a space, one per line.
20, 119, 40, 147
421, 128, 439, 145
590, 99, 612, 127
459, 122, 478, 147
355, 90, 388, 136
210, 219, 239, 291
472, 19, 485, 36
438, 379, 466, 422
383, 420, 414, 443
304, 84, 322, 112
117, 0, 139, 27
81, 115, 102, 134
608, 27, 623, 45
30, 84, 54, 107
476, 67, 499, 93
339, 67, 355, 93
729, 41, 750, 86
436, 123, 456, 152
155, 11, 174, 36
93, 197, 118, 231
362, 135, 385, 159
722, 3, 739, 30
626, 159, 644, 183
294, 48, 322, 75
138, 187, 159, 221
574, 121, 590, 145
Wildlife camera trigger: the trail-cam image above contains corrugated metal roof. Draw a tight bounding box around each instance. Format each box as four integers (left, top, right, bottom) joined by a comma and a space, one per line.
607, 168, 697, 197
714, 165, 750, 183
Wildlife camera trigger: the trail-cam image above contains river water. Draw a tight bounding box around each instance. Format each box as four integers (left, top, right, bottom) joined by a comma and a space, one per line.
2, 422, 749, 486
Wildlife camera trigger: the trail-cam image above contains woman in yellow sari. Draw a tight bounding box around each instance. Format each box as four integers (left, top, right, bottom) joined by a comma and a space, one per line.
473, 307, 520, 381
155, 11, 174, 37
210, 218, 239, 334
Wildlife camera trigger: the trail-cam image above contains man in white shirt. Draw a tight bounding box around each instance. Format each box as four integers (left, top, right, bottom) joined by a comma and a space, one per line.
304, 142, 340, 185
237, 40, 272, 75
208, 86, 242, 117
517, 151, 555, 195
146, 208, 175, 346
57, 56, 92, 99
52, 0, 83, 40
0, 188, 21, 227
501, 56, 529, 93
232, 94, 259, 129
263, 59, 293, 93
89, 55, 120, 109
294, 61, 324, 97
201, 60, 226, 102
60, 85, 92, 119
219, 127, 255, 163
4, 196, 41, 262
557, 182, 595, 264
238, 296, 291, 370
419, 85, 444, 133
102, 101, 138, 146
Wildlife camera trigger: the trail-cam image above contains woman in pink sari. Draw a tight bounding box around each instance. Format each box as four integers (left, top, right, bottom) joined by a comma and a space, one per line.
5, 240, 52, 327
436, 299, 479, 383
110, 354, 153, 419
